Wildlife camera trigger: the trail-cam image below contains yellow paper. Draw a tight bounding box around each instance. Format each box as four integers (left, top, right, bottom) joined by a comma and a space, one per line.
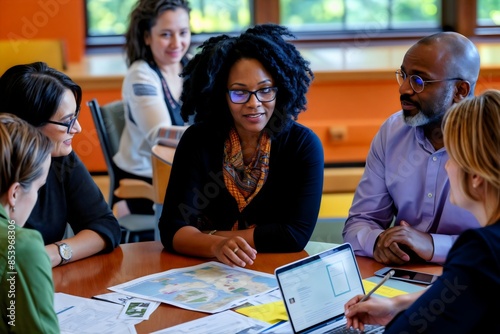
235, 301, 288, 324
362, 280, 407, 298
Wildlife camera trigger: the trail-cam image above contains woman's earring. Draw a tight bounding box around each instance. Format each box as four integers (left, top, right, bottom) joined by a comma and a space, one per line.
11, 206, 15, 212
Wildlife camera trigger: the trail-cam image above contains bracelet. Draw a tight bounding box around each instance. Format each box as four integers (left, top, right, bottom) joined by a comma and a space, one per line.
208, 230, 217, 235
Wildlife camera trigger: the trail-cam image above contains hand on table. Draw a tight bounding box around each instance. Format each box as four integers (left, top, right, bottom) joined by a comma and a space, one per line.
213, 236, 257, 268
374, 221, 434, 265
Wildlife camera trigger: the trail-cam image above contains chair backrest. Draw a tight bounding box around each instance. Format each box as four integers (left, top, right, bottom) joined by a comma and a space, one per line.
88, 98, 125, 206
151, 144, 175, 205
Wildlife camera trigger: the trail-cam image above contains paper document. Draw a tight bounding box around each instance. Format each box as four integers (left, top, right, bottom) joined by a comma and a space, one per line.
108, 261, 278, 313
236, 301, 288, 324
150, 310, 269, 334
54, 293, 139, 334
363, 275, 426, 298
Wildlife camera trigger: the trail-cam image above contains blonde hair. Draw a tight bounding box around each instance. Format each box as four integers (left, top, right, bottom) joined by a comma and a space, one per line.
0, 114, 53, 195
443, 89, 500, 225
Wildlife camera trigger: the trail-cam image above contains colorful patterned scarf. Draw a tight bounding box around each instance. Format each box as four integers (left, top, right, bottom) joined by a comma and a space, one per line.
223, 128, 271, 217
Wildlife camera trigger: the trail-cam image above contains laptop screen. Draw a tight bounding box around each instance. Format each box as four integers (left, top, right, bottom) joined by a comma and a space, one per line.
275, 244, 365, 333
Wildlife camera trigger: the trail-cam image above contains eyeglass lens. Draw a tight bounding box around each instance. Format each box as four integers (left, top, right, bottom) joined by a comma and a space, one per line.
47, 109, 80, 133
67, 109, 80, 133
396, 71, 425, 93
229, 88, 277, 104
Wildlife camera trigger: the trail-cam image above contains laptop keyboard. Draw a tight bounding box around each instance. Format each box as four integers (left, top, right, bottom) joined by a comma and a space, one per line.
322, 324, 384, 334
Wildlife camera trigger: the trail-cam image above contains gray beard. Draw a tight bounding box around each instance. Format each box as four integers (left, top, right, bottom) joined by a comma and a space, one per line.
403, 110, 444, 127
403, 111, 430, 127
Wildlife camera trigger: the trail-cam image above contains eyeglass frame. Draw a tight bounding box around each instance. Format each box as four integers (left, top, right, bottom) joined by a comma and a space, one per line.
45, 107, 80, 134
227, 87, 278, 104
395, 69, 464, 93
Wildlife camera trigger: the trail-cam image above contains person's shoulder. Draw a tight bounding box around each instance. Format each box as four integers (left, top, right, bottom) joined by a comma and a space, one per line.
380, 110, 405, 128
50, 151, 82, 171
11, 227, 46, 256
178, 123, 209, 145
293, 121, 316, 133
126, 60, 158, 80
471, 222, 500, 248
128, 59, 152, 72
280, 121, 320, 141
184, 122, 223, 138
49, 151, 89, 183
446, 224, 500, 283
374, 110, 413, 142
453, 223, 500, 254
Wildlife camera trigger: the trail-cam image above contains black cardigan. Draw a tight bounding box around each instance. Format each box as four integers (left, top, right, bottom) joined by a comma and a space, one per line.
159, 121, 324, 253
25, 151, 121, 252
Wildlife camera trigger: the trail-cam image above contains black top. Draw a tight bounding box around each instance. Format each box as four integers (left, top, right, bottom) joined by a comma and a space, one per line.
385, 220, 500, 333
25, 151, 121, 252
159, 121, 324, 253
149, 57, 190, 126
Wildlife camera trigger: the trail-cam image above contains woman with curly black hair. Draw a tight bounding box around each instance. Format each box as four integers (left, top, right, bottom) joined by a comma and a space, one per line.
159, 24, 324, 267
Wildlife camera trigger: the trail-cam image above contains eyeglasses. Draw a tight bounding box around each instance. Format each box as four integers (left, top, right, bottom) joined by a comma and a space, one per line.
227, 87, 278, 104
395, 69, 463, 93
45, 108, 80, 134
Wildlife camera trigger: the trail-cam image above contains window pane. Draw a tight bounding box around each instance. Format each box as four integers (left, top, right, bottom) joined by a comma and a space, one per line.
477, 0, 500, 26
346, 0, 389, 30
86, 0, 251, 37
87, 0, 137, 36
280, 0, 344, 31
190, 0, 251, 33
392, 0, 440, 29
280, 0, 439, 32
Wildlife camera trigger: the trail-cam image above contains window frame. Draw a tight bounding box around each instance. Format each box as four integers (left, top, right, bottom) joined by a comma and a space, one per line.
85, 0, 497, 52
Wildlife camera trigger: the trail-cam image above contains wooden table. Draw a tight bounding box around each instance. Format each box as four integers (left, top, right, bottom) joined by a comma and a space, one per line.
53, 241, 442, 333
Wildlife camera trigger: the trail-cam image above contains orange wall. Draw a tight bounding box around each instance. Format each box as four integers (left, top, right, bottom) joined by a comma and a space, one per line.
3, 2, 500, 173
74, 80, 401, 172
301, 79, 400, 164
0, 0, 85, 63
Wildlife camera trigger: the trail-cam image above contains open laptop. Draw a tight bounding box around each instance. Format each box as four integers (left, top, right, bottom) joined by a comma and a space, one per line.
274, 243, 384, 334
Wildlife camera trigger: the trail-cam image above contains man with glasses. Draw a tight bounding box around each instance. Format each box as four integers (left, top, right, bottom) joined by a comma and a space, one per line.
343, 32, 481, 265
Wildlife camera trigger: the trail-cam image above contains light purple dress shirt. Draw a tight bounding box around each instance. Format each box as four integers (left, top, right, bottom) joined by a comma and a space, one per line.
343, 111, 479, 263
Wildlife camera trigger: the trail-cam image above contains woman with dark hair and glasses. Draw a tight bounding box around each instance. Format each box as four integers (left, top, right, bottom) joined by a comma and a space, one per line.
159, 24, 324, 267
0, 62, 121, 268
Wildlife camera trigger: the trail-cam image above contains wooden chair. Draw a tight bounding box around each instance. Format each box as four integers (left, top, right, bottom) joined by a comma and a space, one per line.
151, 143, 175, 240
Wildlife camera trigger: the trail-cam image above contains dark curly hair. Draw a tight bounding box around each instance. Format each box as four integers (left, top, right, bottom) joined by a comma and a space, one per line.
125, 0, 191, 66
180, 24, 314, 137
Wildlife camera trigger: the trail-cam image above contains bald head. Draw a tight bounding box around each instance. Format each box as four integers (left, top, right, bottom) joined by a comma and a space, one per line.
413, 32, 480, 95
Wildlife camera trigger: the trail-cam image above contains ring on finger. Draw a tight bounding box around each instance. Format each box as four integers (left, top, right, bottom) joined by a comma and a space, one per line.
233, 247, 239, 254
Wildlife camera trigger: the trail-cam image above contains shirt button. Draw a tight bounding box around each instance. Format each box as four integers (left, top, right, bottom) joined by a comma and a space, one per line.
428, 193, 433, 198
432, 156, 437, 161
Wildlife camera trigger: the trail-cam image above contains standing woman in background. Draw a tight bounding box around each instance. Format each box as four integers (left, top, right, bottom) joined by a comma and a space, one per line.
114, 0, 192, 215
0, 114, 58, 333
0, 62, 121, 268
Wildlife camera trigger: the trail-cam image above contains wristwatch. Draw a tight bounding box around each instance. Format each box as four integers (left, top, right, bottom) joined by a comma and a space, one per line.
54, 242, 72, 266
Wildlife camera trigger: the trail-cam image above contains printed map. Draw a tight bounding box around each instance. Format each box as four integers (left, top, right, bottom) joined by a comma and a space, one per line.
109, 262, 278, 313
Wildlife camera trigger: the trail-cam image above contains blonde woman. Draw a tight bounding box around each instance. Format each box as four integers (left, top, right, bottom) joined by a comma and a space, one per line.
344, 90, 500, 333
0, 114, 58, 333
